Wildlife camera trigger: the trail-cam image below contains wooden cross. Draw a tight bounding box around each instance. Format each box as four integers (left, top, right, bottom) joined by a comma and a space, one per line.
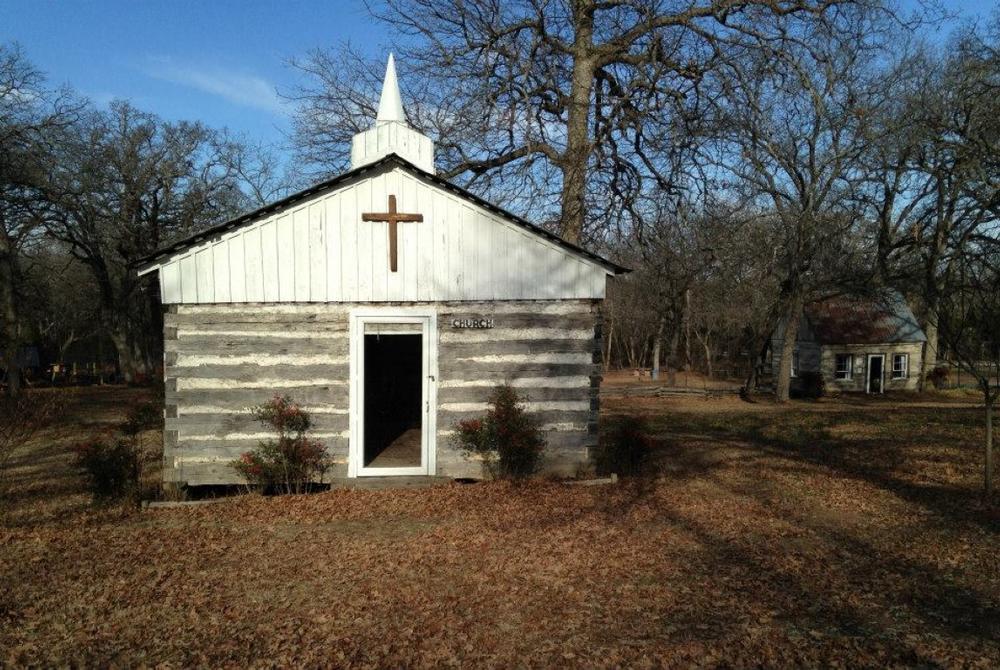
362, 194, 423, 272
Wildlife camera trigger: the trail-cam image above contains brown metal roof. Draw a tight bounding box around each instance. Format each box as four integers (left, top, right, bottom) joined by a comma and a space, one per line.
804, 292, 927, 345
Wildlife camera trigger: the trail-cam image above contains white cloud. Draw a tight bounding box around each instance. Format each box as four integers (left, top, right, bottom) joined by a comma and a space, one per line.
143, 57, 285, 116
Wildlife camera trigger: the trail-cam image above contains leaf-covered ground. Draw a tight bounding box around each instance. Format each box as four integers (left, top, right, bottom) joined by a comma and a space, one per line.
2, 388, 998, 667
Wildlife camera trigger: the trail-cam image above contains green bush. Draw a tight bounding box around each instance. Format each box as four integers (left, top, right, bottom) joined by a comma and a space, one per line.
596, 416, 653, 477
453, 384, 546, 479
231, 395, 332, 494
73, 438, 142, 503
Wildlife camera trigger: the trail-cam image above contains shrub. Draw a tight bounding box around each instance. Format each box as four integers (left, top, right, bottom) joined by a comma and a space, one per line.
231, 395, 332, 494
797, 371, 825, 399
121, 401, 161, 437
453, 384, 546, 479
73, 438, 142, 503
596, 416, 653, 477
927, 366, 950, 390
72, 398, 159, 505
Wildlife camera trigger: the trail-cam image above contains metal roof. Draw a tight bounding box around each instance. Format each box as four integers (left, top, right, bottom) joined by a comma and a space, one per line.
804, 291, 927, 345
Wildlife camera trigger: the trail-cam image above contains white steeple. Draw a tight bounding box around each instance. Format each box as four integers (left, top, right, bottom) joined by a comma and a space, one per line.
376, 53, 406, 123
350, 54, 435, 173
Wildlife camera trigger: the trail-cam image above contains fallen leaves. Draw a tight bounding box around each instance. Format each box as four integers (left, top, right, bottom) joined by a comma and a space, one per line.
1, 388, 998, 667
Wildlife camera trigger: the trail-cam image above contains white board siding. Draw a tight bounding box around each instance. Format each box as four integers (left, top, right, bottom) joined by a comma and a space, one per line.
146, 166, 610, 304
228, 233, 246, 302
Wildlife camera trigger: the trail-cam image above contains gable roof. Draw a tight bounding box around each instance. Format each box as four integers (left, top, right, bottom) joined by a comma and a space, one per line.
804, 292, 927, 345
136, 153, 628, 275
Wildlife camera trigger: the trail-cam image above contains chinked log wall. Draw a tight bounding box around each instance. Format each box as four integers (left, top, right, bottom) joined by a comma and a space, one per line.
163, 301, 601, 485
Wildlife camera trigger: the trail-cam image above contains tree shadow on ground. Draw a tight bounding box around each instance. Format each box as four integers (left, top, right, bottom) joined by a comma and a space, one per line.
1, 387, 154, 529
649, 500, 999, 661
646, 405, 997, 532
581, 400, 1000, 660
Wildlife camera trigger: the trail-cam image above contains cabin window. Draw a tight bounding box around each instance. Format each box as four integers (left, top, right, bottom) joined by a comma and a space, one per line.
835, 354, 853, 380
892, 353, 908, 379
791, 350, 800, 378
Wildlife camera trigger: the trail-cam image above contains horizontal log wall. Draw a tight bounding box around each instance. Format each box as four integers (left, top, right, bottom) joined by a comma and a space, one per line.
819, 342, 924, 392
163, 304, 353, 486
436, 301, 601, 478
163, 300, 601, 485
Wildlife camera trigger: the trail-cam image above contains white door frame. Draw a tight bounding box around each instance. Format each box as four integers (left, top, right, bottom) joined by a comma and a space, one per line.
866, 354, 885, 394
348, 307, 437, 477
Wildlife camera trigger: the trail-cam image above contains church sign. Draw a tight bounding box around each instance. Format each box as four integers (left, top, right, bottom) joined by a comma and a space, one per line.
451, 317, 495, 329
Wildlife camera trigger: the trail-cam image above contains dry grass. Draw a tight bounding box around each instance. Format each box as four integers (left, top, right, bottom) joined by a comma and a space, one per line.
1, 387, 998, 667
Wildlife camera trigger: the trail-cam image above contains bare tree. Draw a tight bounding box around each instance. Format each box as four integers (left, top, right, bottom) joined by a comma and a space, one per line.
0, 43, 80, 397
43, 102, 246, 382
604, 266, 661, 371
709, 6, 892, 401
215, 132, 295, 207
859, 22, 1000, 390
20, 246, 101, 370
910, 27, 1000, 388
938, 243, 1000, 495
690, 210, 783, 388
289, 0, 872, 244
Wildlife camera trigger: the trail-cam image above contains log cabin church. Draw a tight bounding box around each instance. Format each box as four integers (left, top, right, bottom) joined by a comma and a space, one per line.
137, 56, 627, 486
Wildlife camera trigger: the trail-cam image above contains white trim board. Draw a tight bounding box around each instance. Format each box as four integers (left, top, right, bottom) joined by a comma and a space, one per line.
348, 307, 438, 477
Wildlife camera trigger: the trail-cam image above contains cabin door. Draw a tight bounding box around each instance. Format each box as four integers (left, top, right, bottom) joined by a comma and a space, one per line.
866, 354, 885, 394
349, 310, 437, 477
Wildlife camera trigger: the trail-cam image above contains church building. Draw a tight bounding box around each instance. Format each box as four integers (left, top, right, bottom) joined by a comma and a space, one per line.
137, 56, 627, 486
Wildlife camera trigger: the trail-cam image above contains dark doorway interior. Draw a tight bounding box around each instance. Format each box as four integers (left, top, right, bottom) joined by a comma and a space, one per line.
364, 333, 423, 467
868, 356, 883, 394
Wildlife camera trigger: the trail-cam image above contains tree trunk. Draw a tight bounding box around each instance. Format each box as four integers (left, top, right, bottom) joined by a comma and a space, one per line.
667, 320, 680, 385
668, 321, 679, 363
0, 228, 21, 399
651, 316, 665, 381
986, 395, 994, 496
109, 325, 139, 384
920, 305, 939, 391
703, 336, 713, 379
603, 316, 614, 372
682, 288, 692, 371
559, 4, 595, 243
742, 337, 769, 396
743, 363, 757, 393
775, 293, 803, 403
131, 336, 150, 380
58, 332, 77, 364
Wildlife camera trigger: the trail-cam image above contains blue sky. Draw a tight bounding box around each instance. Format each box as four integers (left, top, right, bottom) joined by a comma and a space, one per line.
2, 0, 996, 162
1, 0, 382, 150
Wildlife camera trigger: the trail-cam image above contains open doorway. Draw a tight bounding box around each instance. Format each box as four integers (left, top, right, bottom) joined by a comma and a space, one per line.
363, 333, 423, 468
867, 354, 885, 394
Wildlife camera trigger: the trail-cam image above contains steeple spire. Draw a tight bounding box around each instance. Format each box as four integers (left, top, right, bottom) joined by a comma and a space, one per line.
350, 53, 435, 173
376, 53, 406, 123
